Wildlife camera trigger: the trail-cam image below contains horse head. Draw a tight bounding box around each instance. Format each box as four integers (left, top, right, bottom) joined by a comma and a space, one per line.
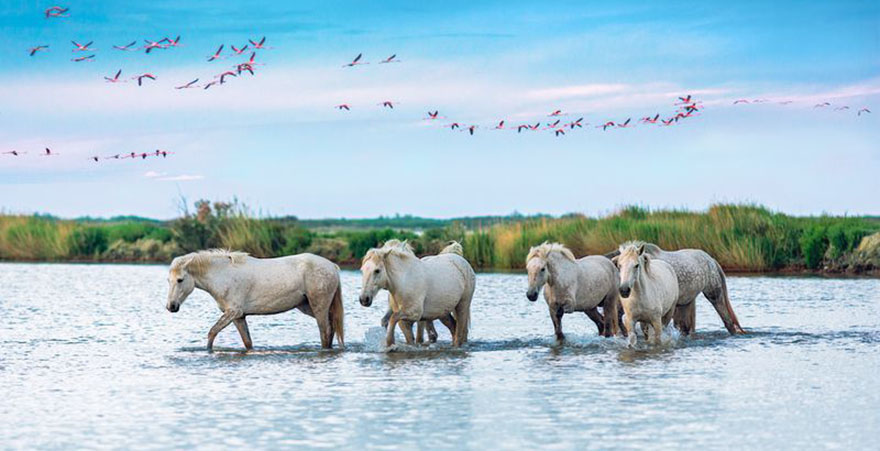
615, 242, 650, 298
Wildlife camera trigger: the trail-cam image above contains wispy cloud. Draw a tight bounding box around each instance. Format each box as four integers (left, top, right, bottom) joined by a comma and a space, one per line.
157, 174, 203, 182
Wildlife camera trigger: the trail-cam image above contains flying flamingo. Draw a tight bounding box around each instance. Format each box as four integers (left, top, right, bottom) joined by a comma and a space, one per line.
89, 156, 100, 162
2, 150, 25, 156
661, 118, 675, 126
336, 104, 351, 111
733, 99, 749, 104
814, 102, 831, 108
29, 45, 49, 56
45, 6, 69, 18
548, 110, 563, 117
466, 125, 477, 135
344, 53, 368, 67
379, 101, 396, 109
616, 118, 633, 128
161, 36, 182, 48
641, 114, 660, 124
568, 117, 584, 129
379, 54, 400, 64
217, 71, 237, 84
494, 120, 505, 129
425, 111, 441, 120
554, 128, 565, 137
248, 37, 270, 49
858, 108, 871, 116
598, 121, 615, 131
154, 149, 173, 158
447, 123, 460, 130
175, 79, 199, 89
143, 39, 166, 53
676, 94, 692, 104
71, 41, 94, 52
134, 73, 156, 86
544, 119, 561, 130
43, 148, 58, 156
207, 45, 224, 62
230, 44, 248, 55
104, 69, 123, 83
113, 41, 137, 51
71, 54, 95, 62
203, 80, 219, 90
834, 106, 850, 111
516, 124, 530, 133
528, 122, 541, 131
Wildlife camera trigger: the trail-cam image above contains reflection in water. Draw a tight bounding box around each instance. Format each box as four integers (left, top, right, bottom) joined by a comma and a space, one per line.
0, 263, 878, 448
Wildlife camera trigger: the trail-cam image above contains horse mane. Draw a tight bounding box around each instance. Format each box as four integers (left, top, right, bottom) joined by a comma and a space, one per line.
171, 249, 249, 275
619, 241, 662, 255
362, 239, 416, 265
618, 242, 652, 269
439, 241, 463, 256
526, 242, 576, 262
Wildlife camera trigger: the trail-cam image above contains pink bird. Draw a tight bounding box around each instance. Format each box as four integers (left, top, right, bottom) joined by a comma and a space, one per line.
143, 39, 166, 54
175, 79, 199, 89
203, 80, 219, 90
43, 147, 58, 156
160, 36, 182, 48
104, 69, 123, 83
378, 54, 400, 64
45, 6, 69, 18
344, 53, 368, 67
134, 73, 156, 86
465, 125, 477, 135
248, 37, 270, 49
3, 150, 25, 156
207, 44, 224, 62
494, 120, 505, 129
554, 128, 566, 137
216, 71, 237, 84
230, 44, 249, 55
379, 101, 396, 109
29, 45, 49, 56
676, 94, 692, 105
598, 121, 615, 131
813, 102, 831, 108
548, 110, 563, 117
568, 117, 584, 129
336, 104, 351, 111
641, 114, 660, 124
113, 41, 137, 51
661, 118, 675, 126
733, 99, 749, 105
447, 123, 460, 130
71, 40, 94, 52
426, 110, 441, 120
71, 54, 95, 62
858, 108, 871, 116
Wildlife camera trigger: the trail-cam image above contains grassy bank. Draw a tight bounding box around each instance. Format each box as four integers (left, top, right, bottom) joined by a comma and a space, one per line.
1, 202, 878, 274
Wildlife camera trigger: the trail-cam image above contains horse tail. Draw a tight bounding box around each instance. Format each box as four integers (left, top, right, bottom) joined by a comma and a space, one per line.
716, 263, 746, 335
440, 241, 463, 256
452, 266, 475, 347
330, 276, 345, 348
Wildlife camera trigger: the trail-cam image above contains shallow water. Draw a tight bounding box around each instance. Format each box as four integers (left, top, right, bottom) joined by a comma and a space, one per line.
1, 263, 878, 449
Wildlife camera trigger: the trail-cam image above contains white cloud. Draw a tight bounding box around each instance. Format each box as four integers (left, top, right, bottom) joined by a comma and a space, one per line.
143, 171, 166, 178
156, 174, 203, 182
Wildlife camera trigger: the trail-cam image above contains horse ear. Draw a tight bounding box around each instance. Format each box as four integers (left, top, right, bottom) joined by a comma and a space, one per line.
637, 243, 646, 255
610, 255, 619, 266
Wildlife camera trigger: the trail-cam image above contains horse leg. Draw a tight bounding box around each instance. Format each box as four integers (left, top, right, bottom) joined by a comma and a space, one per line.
314, 307, 334, 349
380, 307, 392, 328
416, 321, 425, 345
649, 317, 663, 345
602, 293, 621, 337
551, 305, 565, 342
672, 300, 696, 336
398, 320, 416, 345
207, 310, 239, 352
233, 317, 253, 350
704, 286, 745, 335
624, 315, 637, 348
385, 311, 399, 347
439, 314, 456, 337
426, 321, 439, 343
584, 307, 605, 336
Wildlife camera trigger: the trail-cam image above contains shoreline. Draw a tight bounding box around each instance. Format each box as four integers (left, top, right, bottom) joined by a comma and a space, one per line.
3, 258, 877, 278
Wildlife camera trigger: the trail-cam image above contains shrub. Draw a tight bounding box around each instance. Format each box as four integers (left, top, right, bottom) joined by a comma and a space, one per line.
68, 226, 109, 257
800, 225, 828, 269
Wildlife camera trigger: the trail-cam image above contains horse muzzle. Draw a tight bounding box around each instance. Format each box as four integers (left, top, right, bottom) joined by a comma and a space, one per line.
619, 286, 631, 298
167, 302, 180, 313
526, 290, 538, 302
359, 294, 372, 307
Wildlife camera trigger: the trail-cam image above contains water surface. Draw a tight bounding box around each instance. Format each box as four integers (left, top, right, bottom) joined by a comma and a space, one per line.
1, 263, 878, 449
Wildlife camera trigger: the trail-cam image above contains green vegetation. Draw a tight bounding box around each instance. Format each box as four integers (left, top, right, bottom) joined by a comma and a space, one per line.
0, 202, 877, 274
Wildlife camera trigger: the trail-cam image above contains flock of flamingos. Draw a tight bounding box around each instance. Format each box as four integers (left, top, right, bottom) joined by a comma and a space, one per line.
4, 5, 874, 163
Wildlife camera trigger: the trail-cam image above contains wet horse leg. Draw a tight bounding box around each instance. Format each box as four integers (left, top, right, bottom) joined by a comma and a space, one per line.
233, 317, 253, 350
551, 305, 565, 342
207, 310, 239, 352
385, 312, 399, 347
672, 300, 696, 336
438, 314, 456, 338
398, 320, 416, 345
584, 307, 605, 336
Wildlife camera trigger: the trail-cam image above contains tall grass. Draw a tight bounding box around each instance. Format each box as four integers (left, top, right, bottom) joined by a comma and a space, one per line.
0, 203, 877, 271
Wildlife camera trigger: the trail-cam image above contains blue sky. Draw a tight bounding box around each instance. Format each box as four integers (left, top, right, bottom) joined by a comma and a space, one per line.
0, 0, 878, 219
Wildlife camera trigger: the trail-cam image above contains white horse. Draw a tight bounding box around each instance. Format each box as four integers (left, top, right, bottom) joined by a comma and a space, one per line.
166, 249, 344, 351
613, 243, 679, 347
606, 242, 745, 335
526, 242, 621, 341
359, 240, 476, 347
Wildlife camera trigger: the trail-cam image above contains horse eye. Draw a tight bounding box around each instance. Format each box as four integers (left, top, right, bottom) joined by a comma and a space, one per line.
177, 278, 184, 283
540, 268, 545, 272
374, 269, 381, 274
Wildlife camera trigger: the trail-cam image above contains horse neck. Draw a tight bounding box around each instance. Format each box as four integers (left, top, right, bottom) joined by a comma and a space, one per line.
547, 252, 577, 290
189, 257, 231, 297
384, 252, 422, 296
631, 261, 652, 297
